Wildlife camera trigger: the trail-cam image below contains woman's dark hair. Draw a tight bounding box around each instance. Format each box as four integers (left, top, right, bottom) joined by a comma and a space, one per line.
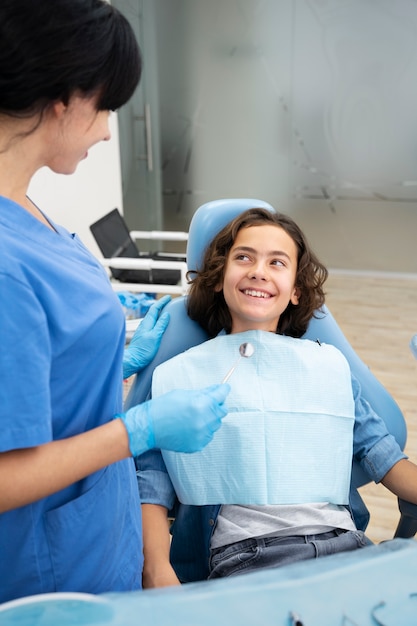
0, 0, 141, 117
187, 208, 328, 338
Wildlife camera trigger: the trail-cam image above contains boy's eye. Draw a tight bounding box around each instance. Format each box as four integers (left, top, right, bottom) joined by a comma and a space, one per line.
271, 258, 285, 267
235, 253, 250, 261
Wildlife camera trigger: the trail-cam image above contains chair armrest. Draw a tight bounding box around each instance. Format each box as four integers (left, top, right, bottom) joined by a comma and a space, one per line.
99, 257, 189, 295
394, 498, 417, 538
130, 230, 189, 242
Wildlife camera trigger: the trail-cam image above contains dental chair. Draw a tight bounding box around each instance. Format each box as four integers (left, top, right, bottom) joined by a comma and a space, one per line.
126, 197, 417, 539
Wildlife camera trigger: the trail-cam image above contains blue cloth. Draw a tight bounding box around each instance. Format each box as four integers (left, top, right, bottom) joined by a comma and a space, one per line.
117, 291, 156, 319
137, 370, 407, 584
154, 331, 355, 505
0, 197, 142, 602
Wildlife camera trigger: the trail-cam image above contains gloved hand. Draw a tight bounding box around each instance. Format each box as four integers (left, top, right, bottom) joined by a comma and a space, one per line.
123, 295, 171, 379
118, 384, 230, 457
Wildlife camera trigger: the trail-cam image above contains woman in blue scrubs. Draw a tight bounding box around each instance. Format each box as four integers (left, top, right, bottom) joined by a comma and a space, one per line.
0, 0, 229, 603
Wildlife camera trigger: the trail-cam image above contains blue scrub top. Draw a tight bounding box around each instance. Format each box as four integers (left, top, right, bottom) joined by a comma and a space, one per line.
0, 197, 142, 601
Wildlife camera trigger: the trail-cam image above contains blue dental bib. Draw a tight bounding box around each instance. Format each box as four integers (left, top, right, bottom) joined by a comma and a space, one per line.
152, 330, 355, 506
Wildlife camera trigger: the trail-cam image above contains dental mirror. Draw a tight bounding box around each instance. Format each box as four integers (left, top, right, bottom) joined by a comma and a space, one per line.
221, 342, 255, 383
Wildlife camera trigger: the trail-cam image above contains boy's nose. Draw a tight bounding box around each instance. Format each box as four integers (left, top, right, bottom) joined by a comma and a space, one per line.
248, 262, 268, 280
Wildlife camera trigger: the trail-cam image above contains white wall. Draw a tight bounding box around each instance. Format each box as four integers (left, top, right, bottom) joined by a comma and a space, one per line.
28, 113, 123, 257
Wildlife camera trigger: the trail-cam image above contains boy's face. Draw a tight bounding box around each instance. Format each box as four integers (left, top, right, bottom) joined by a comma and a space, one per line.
219, 224, 299, 334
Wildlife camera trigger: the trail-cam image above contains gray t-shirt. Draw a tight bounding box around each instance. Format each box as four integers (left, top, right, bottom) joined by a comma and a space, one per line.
210, 503, 356, 549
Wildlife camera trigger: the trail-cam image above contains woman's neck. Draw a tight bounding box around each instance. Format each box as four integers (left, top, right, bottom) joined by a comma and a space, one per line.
0, 118, 55, 230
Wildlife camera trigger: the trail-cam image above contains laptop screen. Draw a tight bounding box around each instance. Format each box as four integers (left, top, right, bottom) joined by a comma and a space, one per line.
89, 209, 181, 285
89, 208, 139, 259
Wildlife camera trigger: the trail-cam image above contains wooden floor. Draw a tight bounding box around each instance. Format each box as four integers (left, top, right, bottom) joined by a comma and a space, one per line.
325, 271, 417, 543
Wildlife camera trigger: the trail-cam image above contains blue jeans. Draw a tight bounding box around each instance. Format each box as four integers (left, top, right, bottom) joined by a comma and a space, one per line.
208, 529, 371, 579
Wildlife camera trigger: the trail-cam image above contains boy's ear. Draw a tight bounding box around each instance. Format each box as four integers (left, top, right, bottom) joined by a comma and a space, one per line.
291, 286, 300, 305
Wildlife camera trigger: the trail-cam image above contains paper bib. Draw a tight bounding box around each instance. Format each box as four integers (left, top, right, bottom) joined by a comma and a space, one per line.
152, 330, 355, 505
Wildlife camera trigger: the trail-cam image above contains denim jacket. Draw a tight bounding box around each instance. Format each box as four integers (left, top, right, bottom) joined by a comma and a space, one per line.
136, 374, 406, 583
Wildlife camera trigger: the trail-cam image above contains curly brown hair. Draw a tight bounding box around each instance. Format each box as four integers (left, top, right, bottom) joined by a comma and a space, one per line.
186, 208, 328, 338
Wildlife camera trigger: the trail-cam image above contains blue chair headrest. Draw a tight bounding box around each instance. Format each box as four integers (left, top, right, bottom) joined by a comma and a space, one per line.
186, 198, 274, 272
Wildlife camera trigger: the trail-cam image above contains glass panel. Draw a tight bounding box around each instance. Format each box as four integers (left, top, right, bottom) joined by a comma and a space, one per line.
113, 0, 164, 235
117, 0, 417, 272
290, 0, 417, 271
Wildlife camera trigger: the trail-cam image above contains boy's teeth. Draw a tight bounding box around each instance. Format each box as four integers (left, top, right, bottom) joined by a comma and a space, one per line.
244, 289, 270, 298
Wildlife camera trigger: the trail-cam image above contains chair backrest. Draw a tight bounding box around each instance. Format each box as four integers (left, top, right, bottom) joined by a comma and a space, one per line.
125, 198, 407, 489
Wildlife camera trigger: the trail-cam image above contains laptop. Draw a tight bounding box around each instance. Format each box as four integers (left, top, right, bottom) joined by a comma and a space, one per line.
89, 208, 182, 285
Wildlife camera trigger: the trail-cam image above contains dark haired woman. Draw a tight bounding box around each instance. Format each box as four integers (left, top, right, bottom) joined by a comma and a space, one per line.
0, 0, 229, 602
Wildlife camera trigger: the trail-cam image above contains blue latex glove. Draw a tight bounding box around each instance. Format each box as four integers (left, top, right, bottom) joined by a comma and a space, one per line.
123, 295, 171, 379
118, 384, 230, 457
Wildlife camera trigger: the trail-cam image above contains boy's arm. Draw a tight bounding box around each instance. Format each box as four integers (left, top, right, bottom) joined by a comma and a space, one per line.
381, 458, 417, 504
141, 503, 180, 588
136, 448, 179, 587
